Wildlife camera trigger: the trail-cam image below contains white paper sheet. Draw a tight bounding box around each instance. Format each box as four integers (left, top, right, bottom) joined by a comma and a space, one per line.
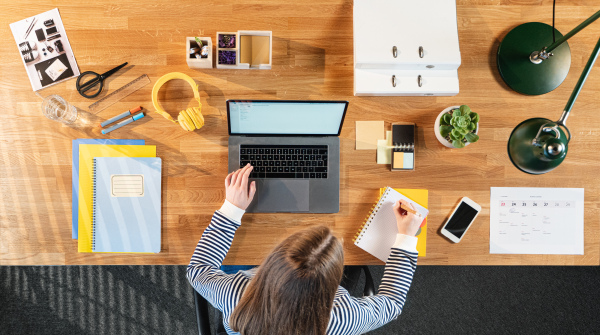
490, 187, 584, 255
9, 8, 79, 91
45, 58, 67, 81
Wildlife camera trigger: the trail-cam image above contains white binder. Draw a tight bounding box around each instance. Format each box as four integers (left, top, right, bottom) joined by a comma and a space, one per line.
353, 0, 461, 96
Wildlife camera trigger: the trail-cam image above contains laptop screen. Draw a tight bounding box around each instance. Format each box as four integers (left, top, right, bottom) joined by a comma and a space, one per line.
227, 100, 348, 136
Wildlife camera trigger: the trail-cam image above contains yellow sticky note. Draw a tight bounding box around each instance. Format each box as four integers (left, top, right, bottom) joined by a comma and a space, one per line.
376, 131, 393, 164
356, 121, 384, 150
376, 139, 390, 164
393, 151, 404, 169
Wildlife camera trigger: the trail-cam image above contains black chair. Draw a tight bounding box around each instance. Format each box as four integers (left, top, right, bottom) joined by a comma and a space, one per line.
192, 266, 376, 335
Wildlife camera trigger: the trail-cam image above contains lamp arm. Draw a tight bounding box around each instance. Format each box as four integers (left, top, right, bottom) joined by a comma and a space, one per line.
558, 35, 600, 127
531, 10, 600, 63
546, 10, 600, 54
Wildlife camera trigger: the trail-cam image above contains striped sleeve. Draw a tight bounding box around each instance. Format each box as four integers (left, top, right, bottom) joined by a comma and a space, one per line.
327, 248, 418, 335
186, 210, 241, 313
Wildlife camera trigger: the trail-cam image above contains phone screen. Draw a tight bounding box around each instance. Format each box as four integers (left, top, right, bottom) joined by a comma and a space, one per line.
444, 202, 479, 239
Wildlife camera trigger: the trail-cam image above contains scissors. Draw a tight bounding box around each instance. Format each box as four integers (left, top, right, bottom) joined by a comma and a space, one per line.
76, 62, 128, 99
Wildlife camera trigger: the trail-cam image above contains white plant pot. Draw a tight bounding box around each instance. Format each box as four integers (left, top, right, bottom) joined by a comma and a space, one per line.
434, 105, 479, 148
186, 37, 213, 69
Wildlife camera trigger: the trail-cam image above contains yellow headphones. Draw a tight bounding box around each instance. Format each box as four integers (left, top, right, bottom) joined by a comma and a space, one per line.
152, 72, 204, 131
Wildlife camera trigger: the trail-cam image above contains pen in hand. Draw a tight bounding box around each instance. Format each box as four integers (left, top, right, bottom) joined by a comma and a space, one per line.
400, 203, 421, 217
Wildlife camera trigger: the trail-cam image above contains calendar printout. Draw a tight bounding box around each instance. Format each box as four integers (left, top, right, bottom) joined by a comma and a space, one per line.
490, 187, 584, 255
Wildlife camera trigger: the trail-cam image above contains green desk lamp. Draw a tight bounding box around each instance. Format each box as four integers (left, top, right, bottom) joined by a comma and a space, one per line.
497, 9, 600, 95
507, 36, 600, 174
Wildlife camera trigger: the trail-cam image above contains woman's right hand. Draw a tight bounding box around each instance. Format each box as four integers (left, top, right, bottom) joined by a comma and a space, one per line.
393, 200, 422, 236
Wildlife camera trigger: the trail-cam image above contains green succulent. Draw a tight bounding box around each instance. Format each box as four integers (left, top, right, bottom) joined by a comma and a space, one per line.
439, 105, 480, 148
194, 37, 203, 48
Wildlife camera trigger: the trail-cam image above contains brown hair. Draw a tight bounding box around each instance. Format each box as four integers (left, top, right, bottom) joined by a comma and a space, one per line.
229, 226, 344, 335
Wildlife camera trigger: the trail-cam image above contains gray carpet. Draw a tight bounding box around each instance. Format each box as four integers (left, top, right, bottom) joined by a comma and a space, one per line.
1, 265, 599, 334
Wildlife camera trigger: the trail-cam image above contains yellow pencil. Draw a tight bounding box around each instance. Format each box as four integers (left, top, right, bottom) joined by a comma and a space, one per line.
400, 203, 420, 216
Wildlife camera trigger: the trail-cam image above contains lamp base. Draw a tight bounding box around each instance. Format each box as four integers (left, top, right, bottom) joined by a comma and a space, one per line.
497, 22, 571, 95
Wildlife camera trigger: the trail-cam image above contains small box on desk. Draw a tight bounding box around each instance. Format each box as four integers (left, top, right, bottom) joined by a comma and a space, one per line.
238, 30, 272, 69
216, 32, 238, 68
216, 30, 272, 69
186, 37, 213, 69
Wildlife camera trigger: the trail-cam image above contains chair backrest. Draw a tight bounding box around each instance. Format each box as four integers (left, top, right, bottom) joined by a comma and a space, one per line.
192, 265, 376, 334
193, 288, 211, 335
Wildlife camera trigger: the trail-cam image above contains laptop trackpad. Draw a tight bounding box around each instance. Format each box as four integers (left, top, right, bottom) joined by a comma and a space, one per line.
254, 180, 309, 212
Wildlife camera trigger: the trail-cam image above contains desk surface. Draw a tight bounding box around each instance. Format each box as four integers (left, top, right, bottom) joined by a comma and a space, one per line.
1, 0, 599, 266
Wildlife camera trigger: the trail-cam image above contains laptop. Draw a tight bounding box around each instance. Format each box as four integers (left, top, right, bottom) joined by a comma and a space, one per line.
227, 100, 348, 213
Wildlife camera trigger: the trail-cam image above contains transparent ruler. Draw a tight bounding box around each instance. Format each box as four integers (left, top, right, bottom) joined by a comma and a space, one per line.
88, 74, 150, 114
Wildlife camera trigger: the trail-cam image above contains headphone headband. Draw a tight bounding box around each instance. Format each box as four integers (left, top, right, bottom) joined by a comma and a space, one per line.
152, 72, 204, 131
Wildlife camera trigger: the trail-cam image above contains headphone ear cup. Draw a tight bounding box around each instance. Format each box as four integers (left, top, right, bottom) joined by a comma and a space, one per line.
178, 109, 194, 131
188, 107, 204, 129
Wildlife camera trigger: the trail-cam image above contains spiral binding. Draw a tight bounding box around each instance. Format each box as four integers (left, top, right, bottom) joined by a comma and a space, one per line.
393, 143, 414, 151
353, 187, 391, 244
91, 158, 97, 252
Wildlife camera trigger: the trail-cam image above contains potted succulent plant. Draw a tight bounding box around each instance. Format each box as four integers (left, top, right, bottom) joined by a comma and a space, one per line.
434, 105, 480, 148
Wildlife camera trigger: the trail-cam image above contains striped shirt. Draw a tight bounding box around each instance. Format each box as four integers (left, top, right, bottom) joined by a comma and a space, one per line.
187, 204, 418, 335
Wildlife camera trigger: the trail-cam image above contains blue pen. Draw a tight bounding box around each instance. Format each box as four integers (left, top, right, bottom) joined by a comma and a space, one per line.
101, 112, 145, 134
99, 106, 142, 128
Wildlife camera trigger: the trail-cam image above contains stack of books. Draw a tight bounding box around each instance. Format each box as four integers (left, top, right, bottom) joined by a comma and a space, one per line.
72, 139, 161, 253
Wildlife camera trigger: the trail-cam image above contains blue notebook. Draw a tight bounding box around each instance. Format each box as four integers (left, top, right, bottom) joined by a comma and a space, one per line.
72, 139, 144, 239
92, 157, 162, 253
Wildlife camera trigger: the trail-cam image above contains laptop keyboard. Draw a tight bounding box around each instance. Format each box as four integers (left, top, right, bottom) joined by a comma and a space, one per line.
240, 145, 328, 179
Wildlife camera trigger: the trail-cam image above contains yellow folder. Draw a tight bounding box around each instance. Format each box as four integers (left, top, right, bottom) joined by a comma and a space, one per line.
380, 188, 428, 257
78, 144, 156, 252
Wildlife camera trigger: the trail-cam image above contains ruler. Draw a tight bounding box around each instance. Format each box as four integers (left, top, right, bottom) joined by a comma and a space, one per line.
88, 74, 151, 114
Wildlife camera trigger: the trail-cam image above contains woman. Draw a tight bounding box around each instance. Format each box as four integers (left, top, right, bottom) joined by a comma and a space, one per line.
187, 164, 421, 334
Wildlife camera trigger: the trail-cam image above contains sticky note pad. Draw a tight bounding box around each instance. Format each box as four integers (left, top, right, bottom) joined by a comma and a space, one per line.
356, 121, 384, 150
377, 131, 393, 164
377, 139, 391, 164
393, 151, 404, 168
392, 151, 414, 170
403, 152, 414, 168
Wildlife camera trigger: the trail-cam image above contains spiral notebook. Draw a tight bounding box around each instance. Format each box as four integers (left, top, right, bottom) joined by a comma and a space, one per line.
71, 139, 145, 239
354, 187, 429, 262
78, 144, 156, 252
92, 157, 162, 253
391, 123, 415, 170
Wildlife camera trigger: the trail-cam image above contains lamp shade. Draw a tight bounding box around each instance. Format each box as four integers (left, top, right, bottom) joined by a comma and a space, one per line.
507, 118, 569, 174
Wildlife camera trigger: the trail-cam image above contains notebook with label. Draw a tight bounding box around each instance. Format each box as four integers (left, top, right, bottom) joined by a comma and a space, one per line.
78, 144, 156, 253
71, 138, 145, 239
92, 157, 162, 253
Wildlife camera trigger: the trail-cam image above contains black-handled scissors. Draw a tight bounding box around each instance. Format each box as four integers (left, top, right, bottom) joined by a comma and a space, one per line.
76, 62, 128, 99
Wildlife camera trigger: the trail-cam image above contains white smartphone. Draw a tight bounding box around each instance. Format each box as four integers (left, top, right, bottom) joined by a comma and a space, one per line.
440, 197, 481, 243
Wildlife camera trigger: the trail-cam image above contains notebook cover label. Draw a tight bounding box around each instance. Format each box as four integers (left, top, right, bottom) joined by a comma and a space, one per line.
111, 175, 144, 197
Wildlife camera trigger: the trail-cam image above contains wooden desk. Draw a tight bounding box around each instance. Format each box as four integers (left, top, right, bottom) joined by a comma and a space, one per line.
1, 0, 599, 266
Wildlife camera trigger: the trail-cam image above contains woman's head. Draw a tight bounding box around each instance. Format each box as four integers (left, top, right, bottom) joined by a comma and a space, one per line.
230, 226, 344, 335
